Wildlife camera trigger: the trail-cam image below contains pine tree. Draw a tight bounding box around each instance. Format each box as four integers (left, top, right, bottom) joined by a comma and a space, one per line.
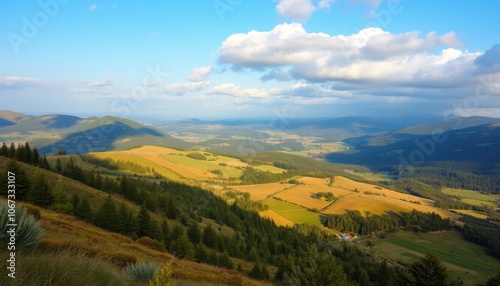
408, 253, 448, 286
27, 170, 54, 207
161, 219, 170, 245
137, 203, 151, 238
8, 143, 16, 158
202, 224, 216, 248
169, 234, 194, 259
32, 148, 40, 166
73, 197, 94, 222
1, 142, 8, 157
0, 160, 30, 200
188, 221, 201, 244
94, 196, 119, 232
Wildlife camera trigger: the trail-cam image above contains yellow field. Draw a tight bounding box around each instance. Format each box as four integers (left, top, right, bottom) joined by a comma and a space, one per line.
297, 176, 331, 186
260, 209, 295, 227
323, 191, 459, 219
333, 176, 435, 206
90, 146, 285, 182
231, 183, 294, 201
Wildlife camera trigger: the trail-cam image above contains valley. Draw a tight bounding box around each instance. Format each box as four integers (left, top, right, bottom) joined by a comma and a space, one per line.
1, 111, 500, 285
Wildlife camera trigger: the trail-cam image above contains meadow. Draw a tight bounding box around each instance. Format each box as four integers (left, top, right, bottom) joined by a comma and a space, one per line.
365, 230, 500, 285
441, 187, 500, 207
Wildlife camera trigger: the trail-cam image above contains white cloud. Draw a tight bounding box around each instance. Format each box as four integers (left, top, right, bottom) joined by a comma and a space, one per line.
218, 23, 479, 89
163, 81, 211, 96
89, 4, 98, 11
318, 0, 334, 9
0, 76, 42, 89
210, 83, 276, 99
276, 0, 316, 21
89, 77, 117, 87
187, 66, 213, 82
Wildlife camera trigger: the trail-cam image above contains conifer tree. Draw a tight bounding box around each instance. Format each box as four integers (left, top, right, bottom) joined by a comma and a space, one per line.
8, 143, 16, 158
94, 196, 119, 232
32, 148, 40, 166
1, 142, 8, 157
188, 221, 201, 244
27, 170, 54, 207
202, 224, 216, 248
137, 203, 151, 238
0, 160, 30, 200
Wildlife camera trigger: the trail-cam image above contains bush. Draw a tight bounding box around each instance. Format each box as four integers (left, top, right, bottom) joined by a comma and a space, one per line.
137, 236, 166, 252
124, 261, 159, 282
149, 261, 176, 286
0, 203, 44, 252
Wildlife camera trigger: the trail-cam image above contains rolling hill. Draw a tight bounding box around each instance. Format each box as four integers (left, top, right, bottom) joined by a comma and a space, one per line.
327, 123, 500, 173
0, 112, 191, 155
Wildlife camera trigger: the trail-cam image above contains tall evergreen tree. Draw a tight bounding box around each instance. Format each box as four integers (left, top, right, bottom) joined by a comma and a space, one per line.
31, 148, 40, 166
202, 224, 217, 248
188, 221, 201, 244
8, 143, 16, 158
94, 196, 119, 232
0, 142, 8, 157
27, 170, 54, 207
1, 160, 30, 200
137, 203, 151, 238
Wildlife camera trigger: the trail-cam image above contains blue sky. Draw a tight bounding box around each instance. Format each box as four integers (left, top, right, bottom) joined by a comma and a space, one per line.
1, 0, 499, 119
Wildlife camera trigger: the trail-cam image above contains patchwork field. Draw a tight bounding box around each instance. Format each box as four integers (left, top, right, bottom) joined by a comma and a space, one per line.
89, 145, 286, 182
365, 230, 500, 285
260, 209, 295, 227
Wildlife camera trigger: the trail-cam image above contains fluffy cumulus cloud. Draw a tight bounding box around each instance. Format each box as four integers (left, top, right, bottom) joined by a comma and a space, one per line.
276, 0, 316, 21
187, 66, 213, 82
162, 81, 211, 96
219, 23, 484, 89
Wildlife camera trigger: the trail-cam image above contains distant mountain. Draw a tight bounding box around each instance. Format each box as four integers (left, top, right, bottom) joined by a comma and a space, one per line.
345, 116, 500, 147
326, 123, 500, 173
0, 111, 191, 154
0, 110, 30, 123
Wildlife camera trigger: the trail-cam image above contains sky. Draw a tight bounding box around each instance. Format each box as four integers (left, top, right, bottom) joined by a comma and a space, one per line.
1, 0, 500, 120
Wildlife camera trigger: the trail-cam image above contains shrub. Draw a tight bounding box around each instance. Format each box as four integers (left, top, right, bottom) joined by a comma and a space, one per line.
0, 202, 44, 252
149, 261, 176, 286
137, 236, 166, 252
124, 261, 159, 282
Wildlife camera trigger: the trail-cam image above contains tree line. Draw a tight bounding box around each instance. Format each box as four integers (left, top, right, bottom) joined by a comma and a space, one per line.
325, 209, 452, 235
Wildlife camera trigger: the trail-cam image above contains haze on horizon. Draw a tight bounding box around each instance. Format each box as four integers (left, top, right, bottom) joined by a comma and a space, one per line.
1, 1, 499, 120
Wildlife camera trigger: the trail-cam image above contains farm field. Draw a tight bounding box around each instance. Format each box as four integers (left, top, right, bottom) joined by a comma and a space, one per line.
262, 197, 322, 226
441, 187, 500, 207
450, 209, 489, 219
260, 209, 295, 227
366, 230, 500, 285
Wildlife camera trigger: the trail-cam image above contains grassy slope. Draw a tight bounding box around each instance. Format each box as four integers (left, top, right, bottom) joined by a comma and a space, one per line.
0, 157, 271, 286
363, 230, 500, 285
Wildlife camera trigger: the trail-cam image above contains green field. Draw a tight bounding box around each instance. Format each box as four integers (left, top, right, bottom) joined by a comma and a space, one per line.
441, 188, 500, 207
263, 197, 322, 226
367, 230, 500, 285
